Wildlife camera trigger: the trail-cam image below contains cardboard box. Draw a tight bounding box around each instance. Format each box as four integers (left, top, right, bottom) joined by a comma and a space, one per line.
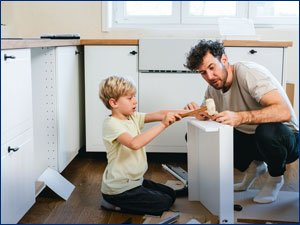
286, 83, 295, 107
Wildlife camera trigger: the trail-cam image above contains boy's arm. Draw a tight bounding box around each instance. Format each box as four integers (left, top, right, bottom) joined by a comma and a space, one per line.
144, 110, 188, 123
117, 123, 167, 150
117, 112, 182, 150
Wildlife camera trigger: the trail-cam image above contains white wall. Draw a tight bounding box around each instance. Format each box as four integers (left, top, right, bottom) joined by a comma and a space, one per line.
1, 1, 298, 119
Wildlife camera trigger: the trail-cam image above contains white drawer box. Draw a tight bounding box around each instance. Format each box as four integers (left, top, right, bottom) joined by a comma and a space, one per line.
225, 47, 284, 85
1, 49, 33, 146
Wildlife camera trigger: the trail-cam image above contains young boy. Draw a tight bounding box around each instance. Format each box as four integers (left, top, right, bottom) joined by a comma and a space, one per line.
99, 76, 187, 216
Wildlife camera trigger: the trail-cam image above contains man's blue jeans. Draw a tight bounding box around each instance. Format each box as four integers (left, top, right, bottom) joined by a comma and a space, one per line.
234, 123, 299, 177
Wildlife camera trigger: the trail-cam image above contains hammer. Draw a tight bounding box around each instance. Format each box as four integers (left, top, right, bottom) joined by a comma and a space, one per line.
180, 98, 216, 118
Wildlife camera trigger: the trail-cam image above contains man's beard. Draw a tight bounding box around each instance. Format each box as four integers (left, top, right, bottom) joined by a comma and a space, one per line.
212, 67, 228, 90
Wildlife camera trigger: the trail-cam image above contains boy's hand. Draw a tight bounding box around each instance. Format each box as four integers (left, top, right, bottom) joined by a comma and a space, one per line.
162, 112, 182, 127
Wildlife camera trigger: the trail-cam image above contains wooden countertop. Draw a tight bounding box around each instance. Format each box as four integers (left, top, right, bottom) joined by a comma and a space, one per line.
222, 40, 293, 47
1, 39, 138, 49
1, 39, 81, 50
80, 39, 139, 45
1, 39, 292, 50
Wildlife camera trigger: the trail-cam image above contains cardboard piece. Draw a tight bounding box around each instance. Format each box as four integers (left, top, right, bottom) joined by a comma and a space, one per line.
37, 167, 75, 200
286, 82, 295, 107
218, 18, 258, 40
143, 211, 205, 224
165, 180, 185, 190
234, 190, 299, 223
164, 180, 219, 223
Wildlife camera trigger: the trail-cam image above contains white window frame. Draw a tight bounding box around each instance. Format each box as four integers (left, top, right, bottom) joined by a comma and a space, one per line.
102, 1, 299, 32
249, 1, 299, 25
113, 1, 181, 25
181, 1, 249, 24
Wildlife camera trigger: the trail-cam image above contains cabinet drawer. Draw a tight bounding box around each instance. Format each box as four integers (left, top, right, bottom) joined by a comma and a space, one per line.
1, 49, 33, 145
1, 129, 35, 224
225, 47, 283, 85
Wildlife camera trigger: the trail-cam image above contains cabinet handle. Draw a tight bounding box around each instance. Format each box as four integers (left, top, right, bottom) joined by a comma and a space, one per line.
8, 146, 19, 153
249, 49, 257, 54
75, 51, 82, 55
129, 51, 138, 55
4, 54, 16, 61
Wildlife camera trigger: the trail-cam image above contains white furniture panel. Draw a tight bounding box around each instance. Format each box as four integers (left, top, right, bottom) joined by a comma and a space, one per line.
1, 49, 35, 224
187, 120, 233, 224
139, 73, 207, 152
31, 46, 84, 181
85, 46, 138, 152
32, 47, 57, 179
225, 47, 284, 85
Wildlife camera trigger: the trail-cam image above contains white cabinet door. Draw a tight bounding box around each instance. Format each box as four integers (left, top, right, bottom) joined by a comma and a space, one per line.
85, 46, 138, 152
225, 47, 284, 85
1, 49, 33, 150
56, 46, 84, 172
1, 48, 35, 224
139, 73, 207, 152
1, 129, 35, 224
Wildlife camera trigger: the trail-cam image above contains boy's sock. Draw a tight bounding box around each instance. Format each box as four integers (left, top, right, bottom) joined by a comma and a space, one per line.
253, 174, 284, 204
234, 160, 267, 192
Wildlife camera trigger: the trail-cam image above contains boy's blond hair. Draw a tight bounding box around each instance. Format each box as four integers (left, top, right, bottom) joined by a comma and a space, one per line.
99, 76, 136, 109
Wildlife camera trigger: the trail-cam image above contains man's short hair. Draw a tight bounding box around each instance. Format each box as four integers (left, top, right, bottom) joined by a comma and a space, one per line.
185, 40, 225, 71
99, 76, 136, 109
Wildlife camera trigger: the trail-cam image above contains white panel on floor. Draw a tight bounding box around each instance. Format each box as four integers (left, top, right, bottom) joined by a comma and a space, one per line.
235, 190, 299, 222
37, 167, 75, 200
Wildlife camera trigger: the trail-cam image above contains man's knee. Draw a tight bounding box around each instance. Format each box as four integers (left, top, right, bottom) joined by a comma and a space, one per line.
255, 123, 282, 143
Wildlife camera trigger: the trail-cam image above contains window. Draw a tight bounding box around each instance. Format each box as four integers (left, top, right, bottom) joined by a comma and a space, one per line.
113, 1, 180, 24
103, 1, 299, 30
181, 1, 248, 24
249, 1, 299, 25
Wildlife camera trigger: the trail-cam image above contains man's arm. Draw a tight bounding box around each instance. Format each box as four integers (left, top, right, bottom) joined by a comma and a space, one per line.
213, 90, 291, 126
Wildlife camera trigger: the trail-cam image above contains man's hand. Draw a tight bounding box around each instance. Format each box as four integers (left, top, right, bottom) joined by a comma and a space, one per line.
184, 102, 213, 120
184, 101, 199, 110
193, 111, 211, 120
212, 111, 242, 126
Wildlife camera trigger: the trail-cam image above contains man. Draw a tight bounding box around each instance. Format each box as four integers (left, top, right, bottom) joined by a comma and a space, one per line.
185, 40, 299, 203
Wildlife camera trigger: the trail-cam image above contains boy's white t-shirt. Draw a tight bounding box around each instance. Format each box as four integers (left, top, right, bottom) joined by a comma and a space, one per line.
101, 112, 147, 195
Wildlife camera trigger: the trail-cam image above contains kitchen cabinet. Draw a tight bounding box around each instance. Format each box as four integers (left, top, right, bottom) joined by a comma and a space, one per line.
84, 45, 138, 152
225, 47, 285, 85
31, 46, 84, 181
1, 49, 35, 224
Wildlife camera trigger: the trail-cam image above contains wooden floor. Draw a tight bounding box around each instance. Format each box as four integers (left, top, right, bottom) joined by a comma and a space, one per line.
19, 151, 299, 224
